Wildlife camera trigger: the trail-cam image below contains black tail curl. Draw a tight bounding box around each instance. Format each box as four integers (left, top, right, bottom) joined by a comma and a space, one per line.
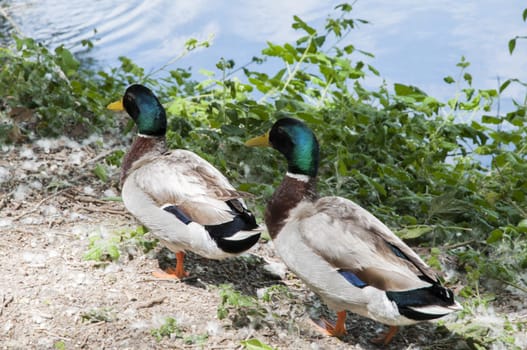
386, 283, 457, 321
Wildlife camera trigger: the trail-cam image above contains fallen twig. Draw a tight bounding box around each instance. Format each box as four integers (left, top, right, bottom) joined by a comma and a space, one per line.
80, 148, 120, 167
63, 191, 113, 205
496, 277, 527, 294
136, 296, 167, 309
79, 205, 129, 216
0, 189, 14, 211
38, 329, 71, 341
443, 239, 477, 250
12, 189, 69, 221
0, 294, 14, 316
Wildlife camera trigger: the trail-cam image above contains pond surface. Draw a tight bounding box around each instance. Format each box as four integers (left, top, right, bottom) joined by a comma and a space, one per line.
1, 0, 526, 104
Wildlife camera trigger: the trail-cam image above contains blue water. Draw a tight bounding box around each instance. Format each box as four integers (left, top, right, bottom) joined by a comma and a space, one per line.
2, 0, 526, 107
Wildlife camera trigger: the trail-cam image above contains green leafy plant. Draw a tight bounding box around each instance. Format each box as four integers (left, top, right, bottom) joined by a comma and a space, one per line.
83, 226, 157, 263
260, 284, 292, 303
120, 225, 158, 254
84, 233, 121, 262
150, 317, 182, 341
0, 37, 123, 139
183, 333, 209, 346
150, 317, 209, 345
92, 163, 109, 183
105, 149, 125, 167
217, 284, 268, 329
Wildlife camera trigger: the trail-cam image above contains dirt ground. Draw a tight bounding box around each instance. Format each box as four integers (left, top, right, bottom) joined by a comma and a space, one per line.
0, 134, 516, 350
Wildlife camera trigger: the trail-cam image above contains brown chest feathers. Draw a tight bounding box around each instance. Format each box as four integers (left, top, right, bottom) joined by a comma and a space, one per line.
265, 175, 318, 239
120, 136, 167, 186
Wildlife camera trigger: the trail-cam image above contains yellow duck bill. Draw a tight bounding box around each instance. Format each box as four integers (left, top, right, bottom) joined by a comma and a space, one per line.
245, 132, 270, 147
107, 99, 124, 111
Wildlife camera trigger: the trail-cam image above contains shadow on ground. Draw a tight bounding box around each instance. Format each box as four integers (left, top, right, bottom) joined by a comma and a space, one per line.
155, 247, 282, 296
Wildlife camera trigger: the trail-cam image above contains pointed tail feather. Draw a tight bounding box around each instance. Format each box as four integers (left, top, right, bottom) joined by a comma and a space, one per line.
386, 283, 461, 321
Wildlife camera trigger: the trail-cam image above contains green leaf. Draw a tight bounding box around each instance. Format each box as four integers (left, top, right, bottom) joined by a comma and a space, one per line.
463, 72, 472, 85
198, 68, 214, 77
101, 196, 123, 202
367, 64, 380, 76
508, 38, 516, 54
313, 35, 326, 48
523, 8, 527, 21
93, 164, 108, 182
371, 179, 387, 197
499, 79, 511, 93
486, 229, 503, 244
185, 38, 198, 50
107, 245, 120, 260
481, 115, 502, 124
81, 39, 94, 49
59, 47, 79, 70
394, 83, 425, 97
456, 56, 470, 68
343, 44, 355, 54
396, 226, 433, 239
292, 15, 316, 35
241, 339, 276, 350
493, 153, 510, 168
518, 219, 527, 228
443, 76, 455, 84
83, 246, 102, 261
336, 3, 352, 12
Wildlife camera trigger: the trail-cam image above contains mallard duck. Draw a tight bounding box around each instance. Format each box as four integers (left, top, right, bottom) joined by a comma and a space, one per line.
245, 117, 461, 345
107, 84, 262, 278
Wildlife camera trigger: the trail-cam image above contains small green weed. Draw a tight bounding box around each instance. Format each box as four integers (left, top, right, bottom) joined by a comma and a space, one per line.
105, 149, 125, 167
183, 333, 208, 346
80, 307, 115, 323
53, 341, 66, 350
260, 284, 292, 303
217, 283, 300, 332
84, 233, 120, 262
92, 163, 109, 183
217, 284, 268, 329
83, 225, 157, 263
92, 150, 125, 183
125, 225, 158, 254
150, 317, 182, 341
241, 338, 277, 350
150, 317, 209, 345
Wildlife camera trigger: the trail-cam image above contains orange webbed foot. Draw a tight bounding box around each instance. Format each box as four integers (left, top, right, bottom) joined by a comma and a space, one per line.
152, 251, 189, 279
312, 311, 347, 337
152, 267, 189, 279
370, 325, 399, 345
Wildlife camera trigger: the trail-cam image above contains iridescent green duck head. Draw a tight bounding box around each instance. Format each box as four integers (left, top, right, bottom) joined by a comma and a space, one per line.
107, 84, 167, 137
246, 117, 320, 177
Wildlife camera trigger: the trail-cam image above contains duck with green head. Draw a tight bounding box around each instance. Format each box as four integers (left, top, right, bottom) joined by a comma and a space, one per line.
108, 84, 262, 278
245, 117, 461, 345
